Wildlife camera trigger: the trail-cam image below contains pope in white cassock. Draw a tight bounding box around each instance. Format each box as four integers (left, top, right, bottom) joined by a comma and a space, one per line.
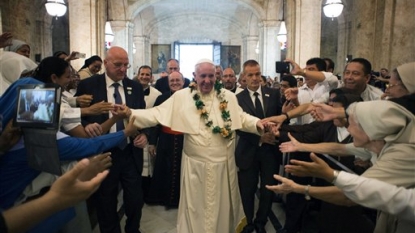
129, 59, 264, 233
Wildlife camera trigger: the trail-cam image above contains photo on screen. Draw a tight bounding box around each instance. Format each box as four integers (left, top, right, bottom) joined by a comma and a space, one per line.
14, 84, 61, 129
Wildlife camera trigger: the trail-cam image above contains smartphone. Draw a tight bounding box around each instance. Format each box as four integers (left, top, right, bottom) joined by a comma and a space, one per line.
275, 61, 290, 74
75, 52, 86, 59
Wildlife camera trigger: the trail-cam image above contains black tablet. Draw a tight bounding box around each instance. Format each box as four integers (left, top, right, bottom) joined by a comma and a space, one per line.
14, 84, 61, 130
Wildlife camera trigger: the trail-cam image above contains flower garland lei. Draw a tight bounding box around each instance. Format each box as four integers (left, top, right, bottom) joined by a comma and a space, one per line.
189, 81, 233, 139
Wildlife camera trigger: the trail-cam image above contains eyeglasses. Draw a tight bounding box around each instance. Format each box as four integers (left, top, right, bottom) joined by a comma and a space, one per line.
223, 75, 235, 78
109, 61, 131, 69
387, 83, 403, 89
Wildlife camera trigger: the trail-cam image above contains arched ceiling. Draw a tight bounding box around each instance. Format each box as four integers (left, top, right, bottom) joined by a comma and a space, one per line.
126, 0, 275, 44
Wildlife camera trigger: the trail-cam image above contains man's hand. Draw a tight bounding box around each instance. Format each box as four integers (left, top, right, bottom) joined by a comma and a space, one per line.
148, 145, 156, 157
282, 100, 296, 113
85, 123, 103, 137
133, 133, 148, 148
76, 95, 93, 107
285, 59, 302, 76
310, 103, 344, 122
65, 51, 80, 62
112, 104, 132, 119
87, 101, 114, 115
260, 132, 276, 145
284, 88, 299, 102
124, 117, 139, 137
279, 132, 302, 153
260, 115, 286, 130
0, 32, 12, 48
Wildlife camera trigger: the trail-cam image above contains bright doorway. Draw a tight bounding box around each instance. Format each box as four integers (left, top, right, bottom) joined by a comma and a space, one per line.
178, 44, 213, 79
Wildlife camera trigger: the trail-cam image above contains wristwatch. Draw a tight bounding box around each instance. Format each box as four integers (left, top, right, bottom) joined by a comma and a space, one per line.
331, 170, 340, 184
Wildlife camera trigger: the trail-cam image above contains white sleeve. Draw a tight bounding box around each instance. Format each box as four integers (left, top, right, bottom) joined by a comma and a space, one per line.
335, 171, 415, 221
344, 143, 373, 161
321, 72, 339, 90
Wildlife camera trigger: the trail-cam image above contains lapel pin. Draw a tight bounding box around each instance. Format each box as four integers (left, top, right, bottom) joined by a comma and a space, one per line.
265, 94, 270, 97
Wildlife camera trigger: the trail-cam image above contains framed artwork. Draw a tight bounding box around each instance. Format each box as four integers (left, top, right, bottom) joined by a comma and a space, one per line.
220, 46, 241, 74
151, 44, 171, 73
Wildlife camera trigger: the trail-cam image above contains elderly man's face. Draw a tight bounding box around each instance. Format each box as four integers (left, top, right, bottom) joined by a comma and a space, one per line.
194, 63, 216, 94
168, 71, 184, 92
104, 47, 129, 82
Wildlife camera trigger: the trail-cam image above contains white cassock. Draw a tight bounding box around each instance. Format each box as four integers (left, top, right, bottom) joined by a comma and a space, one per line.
131, 87, 261, 233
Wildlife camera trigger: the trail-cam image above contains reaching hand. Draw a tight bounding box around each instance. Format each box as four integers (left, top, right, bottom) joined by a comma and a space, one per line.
47, 158, 109, 209
285, 153, 333, 181
65, 51, 80, 61
85, 123, 103, 137
83, 152, 112, 181
0, 120, 22, 155
265, 174, 300, 194
76, 95, 93, 107
310, 103, 344, 122
88, 101, 114, 115
284, 88, 299, 102
0, 32, 12, 48
112, 104, 132, 119
260, 132, 276, 145
133, 133, 148, 148
124, 116, 139, 137
282, 100, 296, 113
284, 58, 302, 76
260, 115, 286, 130
279, 132, 301, 153
256, 120, 264, 132
148, 145, 157, 157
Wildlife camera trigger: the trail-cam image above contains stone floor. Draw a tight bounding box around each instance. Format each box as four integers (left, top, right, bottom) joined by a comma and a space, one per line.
94, 197, 286, 233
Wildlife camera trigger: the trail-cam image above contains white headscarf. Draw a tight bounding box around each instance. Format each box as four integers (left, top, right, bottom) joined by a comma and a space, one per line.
0, 51, 37, 95
4, 39, 30, 53
397, 62, 415, 94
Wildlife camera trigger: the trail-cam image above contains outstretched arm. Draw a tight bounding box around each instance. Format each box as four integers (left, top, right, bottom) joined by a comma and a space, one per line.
2, 158, 109, 233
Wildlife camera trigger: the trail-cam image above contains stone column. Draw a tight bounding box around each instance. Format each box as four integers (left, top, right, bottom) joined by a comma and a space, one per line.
68, 0, 103, 70
111, 20, 135, 78
243, 35, 259, 62
133, 35, 150, 74
289, 0, 322, 67
261, 20, 281, 78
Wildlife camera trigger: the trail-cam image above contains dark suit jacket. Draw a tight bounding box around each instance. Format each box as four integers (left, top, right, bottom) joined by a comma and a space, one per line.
75, 73, 146, 171
235, 87, 282, 169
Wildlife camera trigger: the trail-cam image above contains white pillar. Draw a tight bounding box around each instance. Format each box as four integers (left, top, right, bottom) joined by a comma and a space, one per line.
243, 35, 259, 62
261, 20, 281, 78
133, 35, 150, 74
290, 0, 322, 67
68, 0, 103, 70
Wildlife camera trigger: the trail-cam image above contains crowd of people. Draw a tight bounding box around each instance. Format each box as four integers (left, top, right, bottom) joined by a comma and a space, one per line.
0, 31, 414, 233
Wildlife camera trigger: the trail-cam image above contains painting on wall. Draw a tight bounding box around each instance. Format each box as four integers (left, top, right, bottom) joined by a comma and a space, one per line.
151, 44, 171, 73
220, 46, 241, 74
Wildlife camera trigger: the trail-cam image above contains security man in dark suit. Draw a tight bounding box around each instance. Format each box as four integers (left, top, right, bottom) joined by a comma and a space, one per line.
236, 60, 282, 233
75, 47, 146, 233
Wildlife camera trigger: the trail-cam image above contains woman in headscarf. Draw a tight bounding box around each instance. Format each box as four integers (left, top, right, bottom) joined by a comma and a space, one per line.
383, 61, 415, 99
78, 55, 102, 80
267, 100, 415, 233
4, 39, 31, 58
0, 51, 37, 95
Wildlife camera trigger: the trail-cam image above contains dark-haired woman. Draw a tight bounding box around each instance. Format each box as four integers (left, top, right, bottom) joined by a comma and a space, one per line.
78, 55, 102, 80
